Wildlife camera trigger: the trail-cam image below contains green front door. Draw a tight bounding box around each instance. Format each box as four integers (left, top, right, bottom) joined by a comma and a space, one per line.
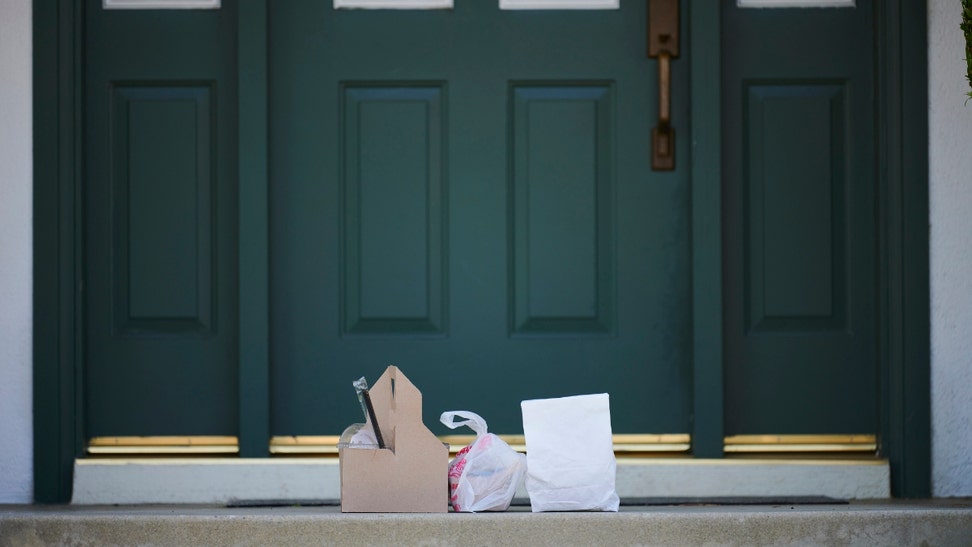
38, 0, 930, 503
269, 1, 693, 436
83, 4, 240, 438
78, 0, 883, 449
721, 1, 878, 435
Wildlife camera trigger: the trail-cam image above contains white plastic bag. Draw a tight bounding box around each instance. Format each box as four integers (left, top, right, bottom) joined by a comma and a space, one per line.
520, 393, 620, 512
440, 410, 527, 512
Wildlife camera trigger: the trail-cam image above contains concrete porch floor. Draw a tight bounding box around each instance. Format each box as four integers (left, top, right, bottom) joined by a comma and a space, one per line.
2, 500, 971, 546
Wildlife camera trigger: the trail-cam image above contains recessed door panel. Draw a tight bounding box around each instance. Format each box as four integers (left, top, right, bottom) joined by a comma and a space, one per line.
511, 84, 614, 335
341, 84, 447, 335
111, 84, 215, 335
745, 82, 847, 333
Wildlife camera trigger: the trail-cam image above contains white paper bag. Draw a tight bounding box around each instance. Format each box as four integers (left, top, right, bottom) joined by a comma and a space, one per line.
520, 393, 620, 512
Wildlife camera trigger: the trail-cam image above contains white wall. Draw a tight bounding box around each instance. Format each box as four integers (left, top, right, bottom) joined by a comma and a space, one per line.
929, 0, 972, 497
0, 0, 34, 503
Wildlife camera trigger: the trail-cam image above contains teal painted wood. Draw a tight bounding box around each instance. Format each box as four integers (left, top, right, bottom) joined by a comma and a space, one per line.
238, 0, 270, 458
689, 0, 724, 458
722, 2, 878, 435
269, 0, 694, 436
511, 84, 615, 335
877, 0, 931, 498
744, 83, 846, 332
83, 5, 239, 437
897, 0, 931, 499
111, 86, 214, 334
342, 84, 447, 335
749, 86, 833, 321
32, 0, 84, 504
32, 1, 930, 501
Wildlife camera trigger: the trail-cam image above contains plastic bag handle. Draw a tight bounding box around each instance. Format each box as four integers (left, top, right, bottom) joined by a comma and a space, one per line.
440, 410, 488, 437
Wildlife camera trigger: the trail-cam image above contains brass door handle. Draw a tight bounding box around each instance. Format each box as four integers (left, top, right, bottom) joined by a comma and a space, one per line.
648, 0, 679, 171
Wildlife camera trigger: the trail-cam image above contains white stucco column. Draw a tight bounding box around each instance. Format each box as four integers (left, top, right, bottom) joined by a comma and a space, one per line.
0, 0, 34, 503
929, 0, 972, 497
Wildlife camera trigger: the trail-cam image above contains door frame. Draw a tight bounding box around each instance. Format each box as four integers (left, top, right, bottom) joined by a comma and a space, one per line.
32, 0, 929, 502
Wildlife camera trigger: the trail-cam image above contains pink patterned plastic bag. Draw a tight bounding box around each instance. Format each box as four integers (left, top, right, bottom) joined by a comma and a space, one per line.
441, 410, 527, 512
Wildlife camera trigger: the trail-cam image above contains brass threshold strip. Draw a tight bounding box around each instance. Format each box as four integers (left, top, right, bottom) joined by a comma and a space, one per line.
87, 436, 240, 456
724, 434, 877, 454
86, 433, 877, 457
268, 436, 342, 455
269, 433, 692, 456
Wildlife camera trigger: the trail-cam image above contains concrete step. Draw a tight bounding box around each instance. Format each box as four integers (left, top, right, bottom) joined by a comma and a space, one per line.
3, 501, 972, 546
70, 457, 891, 504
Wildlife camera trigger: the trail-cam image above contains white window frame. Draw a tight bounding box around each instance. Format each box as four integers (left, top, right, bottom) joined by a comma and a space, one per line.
334, 0, 453, 9
500, 0, 619, 8
104, 0, 221, 9
737, 0, 854, 8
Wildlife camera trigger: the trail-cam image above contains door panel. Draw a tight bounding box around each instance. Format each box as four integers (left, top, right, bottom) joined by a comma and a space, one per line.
722, 2, 878, 434
511, 84, 615, 334
342, 84, 447, 335
83, 4, 239, 436
269, 1, 693, 435
111, 85, 216, 335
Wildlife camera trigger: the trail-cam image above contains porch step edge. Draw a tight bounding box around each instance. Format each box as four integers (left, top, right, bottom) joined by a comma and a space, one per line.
70, 457, 889, 505
2, 503, 971, 547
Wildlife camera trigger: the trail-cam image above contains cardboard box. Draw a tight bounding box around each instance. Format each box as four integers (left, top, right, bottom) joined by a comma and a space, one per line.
339, 366, 449, 512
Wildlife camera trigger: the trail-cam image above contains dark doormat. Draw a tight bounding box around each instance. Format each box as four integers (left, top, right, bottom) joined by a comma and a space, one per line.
227, 496, 847, 508
505, 496, 846, 507
618, 496, 848, 506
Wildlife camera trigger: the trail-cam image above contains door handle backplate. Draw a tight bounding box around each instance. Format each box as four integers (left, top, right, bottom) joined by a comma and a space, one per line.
648, 0, 679, 171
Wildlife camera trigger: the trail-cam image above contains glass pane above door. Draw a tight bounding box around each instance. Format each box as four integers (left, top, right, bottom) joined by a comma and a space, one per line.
334, 0, 453, 9
500, 0, 619, 9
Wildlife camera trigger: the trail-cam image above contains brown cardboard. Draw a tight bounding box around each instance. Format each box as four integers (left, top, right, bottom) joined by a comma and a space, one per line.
339, 366, 449, 513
